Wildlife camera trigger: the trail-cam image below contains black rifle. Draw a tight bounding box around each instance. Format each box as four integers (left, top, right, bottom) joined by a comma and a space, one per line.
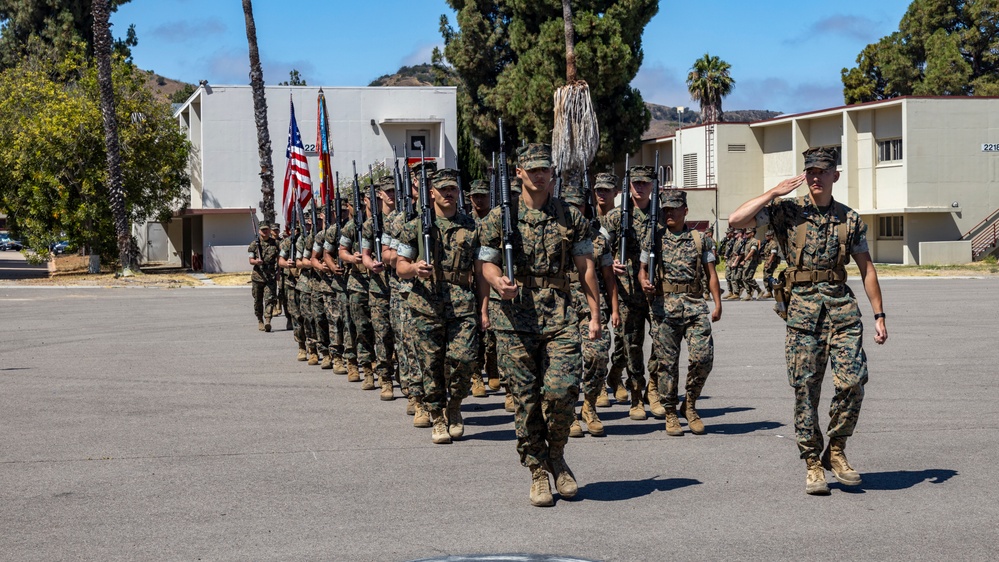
393, 146, 404, 213
249, 208, 263, 261
553, 168, 563, 200
351, 161, 364, 258
619, 153, 632, 264
497, 118, 515, 281
417, 143, 433, 264
456, 171, 468, 216
584, 167, 600, 226
368, 164, 383, 263
403, 145, 416, 221
333, 172, 344, 267
294, 202, 306, 268
489, 152, 497, 209
647, 151, 661, 285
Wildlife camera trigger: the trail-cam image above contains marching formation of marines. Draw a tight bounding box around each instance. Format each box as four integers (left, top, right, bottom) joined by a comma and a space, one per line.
247, 144, 888, 503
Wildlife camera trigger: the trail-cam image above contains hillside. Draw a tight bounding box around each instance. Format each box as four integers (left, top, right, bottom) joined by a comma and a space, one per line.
368, 64, 436, 87
141, 70, 195, 105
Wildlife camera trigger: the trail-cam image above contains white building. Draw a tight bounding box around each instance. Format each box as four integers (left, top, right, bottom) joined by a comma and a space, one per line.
140, 84, 457, 272
638, 96, 999, 264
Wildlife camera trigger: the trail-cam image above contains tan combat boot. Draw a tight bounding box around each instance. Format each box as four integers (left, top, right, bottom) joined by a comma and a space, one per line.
332, 356, 347, 375
548, 447, 578, 499
664, 410, 683, 436
581, 394, 604, 437
296, 347, 307, 362
257, 317, 265, 331
346, 359, 360, 382
647, 379, 666, 419
607, 369, 628, 403
761, 291, 773, 299
487, 373, 501, 391
595, 385, 611, 408
361, 366, 376, 390
529, 466, 554, 507
822, 437, 862, 486
379, 377, 395, 401
446, 398, 464, 439
413, 398, 432, 428
628, 388, 647, 421
683, 393, 706, 435
405, 395, 417, 416
504, 391, 515, 413
740, 294, 753, 301
307, 347, 319, 366
805, 457, 830, 495
470, 373, 487, 398
569, 416, 584, 438
320, 355, 333, 370
431, 410, 451, 444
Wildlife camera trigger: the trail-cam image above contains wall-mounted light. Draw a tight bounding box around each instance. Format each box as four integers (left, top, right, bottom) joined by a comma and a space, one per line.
370, 119, 376, 126
951, 201, 960, 208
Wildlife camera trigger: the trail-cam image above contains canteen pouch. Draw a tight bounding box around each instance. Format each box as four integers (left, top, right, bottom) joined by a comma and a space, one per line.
771, 270, 788, 320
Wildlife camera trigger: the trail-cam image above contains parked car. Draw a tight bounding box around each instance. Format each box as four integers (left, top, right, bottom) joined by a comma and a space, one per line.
51, 240, 72, 255
0, 238, 23, 251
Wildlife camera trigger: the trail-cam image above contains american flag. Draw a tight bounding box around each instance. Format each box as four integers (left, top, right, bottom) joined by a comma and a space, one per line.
281, 96, 313, 227
316, 89, 334, 206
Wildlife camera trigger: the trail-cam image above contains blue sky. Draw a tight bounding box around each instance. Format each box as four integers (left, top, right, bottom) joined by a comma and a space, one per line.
114, 0, 914, 115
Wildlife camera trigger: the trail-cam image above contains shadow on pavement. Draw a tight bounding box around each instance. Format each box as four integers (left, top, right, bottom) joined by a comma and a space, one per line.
463, 413, 514, 427
466, 428, 516, 442
577, 476, 701, 501
602, 421, 662, 436
836, 468, 958, 493
688, 406, 755, 419
707, 420, 784, 434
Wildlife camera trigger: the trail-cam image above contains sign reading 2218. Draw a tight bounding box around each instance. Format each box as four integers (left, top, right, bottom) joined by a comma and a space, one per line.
983, 144, 999, 152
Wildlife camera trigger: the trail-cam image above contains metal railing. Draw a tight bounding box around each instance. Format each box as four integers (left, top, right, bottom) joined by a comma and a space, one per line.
962, 207, 999, 260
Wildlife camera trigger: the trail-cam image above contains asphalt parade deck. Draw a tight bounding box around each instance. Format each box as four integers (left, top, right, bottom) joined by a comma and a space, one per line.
1, 278, 996, 561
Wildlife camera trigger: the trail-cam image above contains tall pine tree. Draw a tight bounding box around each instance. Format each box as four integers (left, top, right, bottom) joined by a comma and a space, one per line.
440, 0, 657, 170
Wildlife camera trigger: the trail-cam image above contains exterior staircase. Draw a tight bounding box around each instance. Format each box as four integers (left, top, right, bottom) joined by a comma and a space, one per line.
963, 207, 999, 261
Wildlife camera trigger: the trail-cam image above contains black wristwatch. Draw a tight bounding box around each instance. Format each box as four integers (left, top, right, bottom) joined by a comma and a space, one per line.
873, 312, 886, 320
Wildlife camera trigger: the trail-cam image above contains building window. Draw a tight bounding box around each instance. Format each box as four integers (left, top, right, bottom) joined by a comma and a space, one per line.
878, 215, 904, 239
877, 138, 903, 163
682, 153, 697, 187
407, 129, 431, 154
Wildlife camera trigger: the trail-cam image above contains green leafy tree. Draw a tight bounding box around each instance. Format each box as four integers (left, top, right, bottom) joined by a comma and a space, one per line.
440, 0, 657, 171
0, 47, 191, 263
842, 0, 999, 103
169, 83, 197, 104
686, 53, 735, 124
0, 0, 136, 69
279, 69, 307, 86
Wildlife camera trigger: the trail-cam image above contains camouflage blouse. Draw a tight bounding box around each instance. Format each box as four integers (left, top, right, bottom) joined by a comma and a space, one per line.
246, 236, 279, 283
397, 212, 478, 320
477, 196, 593, 334
756, 195, 869, 331
602, 202, 654, 302
335, 220, 369, 294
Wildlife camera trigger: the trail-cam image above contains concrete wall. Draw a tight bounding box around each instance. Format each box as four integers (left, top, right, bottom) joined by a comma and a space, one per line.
919, 241, 972, 265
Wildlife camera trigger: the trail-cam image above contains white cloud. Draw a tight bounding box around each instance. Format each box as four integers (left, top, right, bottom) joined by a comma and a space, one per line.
400, 43, 442, 67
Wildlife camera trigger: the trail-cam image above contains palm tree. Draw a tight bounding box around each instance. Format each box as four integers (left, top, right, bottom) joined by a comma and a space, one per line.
686, 53, 735, 124
242, 0, 275, 225
92, 0, 137, 272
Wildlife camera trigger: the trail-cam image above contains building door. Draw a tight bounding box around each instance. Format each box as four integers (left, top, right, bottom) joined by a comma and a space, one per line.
146, 222, 169, 262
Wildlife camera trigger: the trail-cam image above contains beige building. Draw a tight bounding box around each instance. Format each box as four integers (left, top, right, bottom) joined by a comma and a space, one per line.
141, 84, 457, 272
638, 96, 999, 264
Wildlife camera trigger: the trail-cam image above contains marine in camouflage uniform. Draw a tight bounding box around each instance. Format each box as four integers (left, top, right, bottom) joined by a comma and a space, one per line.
729, 146, 888, 495
383, 195, 417, 410
739, 228, 763, 300
397, 168, 480, 444
278, 225, 307, 360
701, 228, 716, 298
638, 190, 722, 436
760, 230, 781, 298
602, 165, 662, 421
469, 178, 500, 398
562, 181, 617, 438
361, 175, 398, 400
295, 217, 319, 364
311, 213, 345, 371
323, 185, 356, 377
724, 230, 747, 300
247, 223, 280, 331
303, 215, 331, 366
339, 187, 375, 385
476, 144, 602, 507
591, 174, 622, 408
721, 228, 739, 298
